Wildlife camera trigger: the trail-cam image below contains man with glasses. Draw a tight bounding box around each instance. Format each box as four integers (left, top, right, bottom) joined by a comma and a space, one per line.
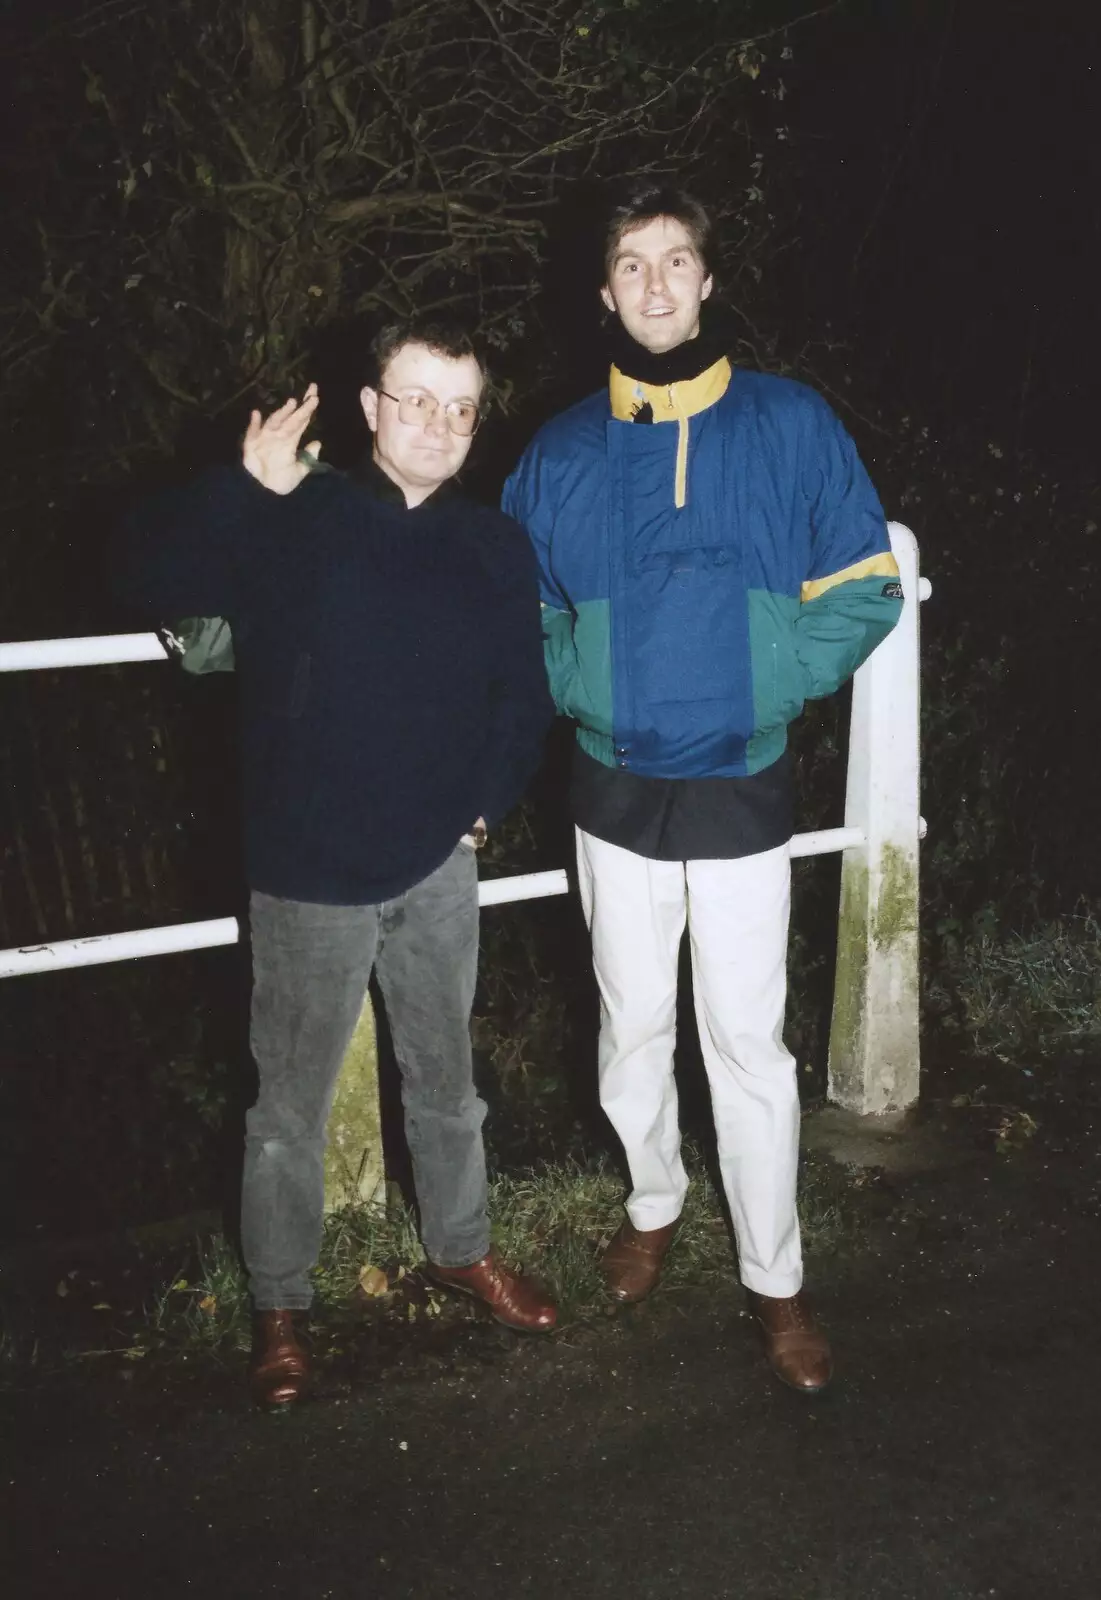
120, 319, 557, 1409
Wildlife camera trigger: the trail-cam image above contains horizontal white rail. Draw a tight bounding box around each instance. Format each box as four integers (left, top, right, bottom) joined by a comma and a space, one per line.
0, 822, 911, 978
0, 632, 170, 671
2, 918, 242, 977
478, 868, 569, 906
790, 825, 863, 859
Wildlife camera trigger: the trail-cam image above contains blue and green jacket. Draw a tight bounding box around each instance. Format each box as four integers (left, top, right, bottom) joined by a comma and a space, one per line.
503, 359, 903, 778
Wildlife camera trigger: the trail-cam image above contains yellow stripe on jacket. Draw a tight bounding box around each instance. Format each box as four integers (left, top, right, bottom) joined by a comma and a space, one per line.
801, 550, 899, 603
608, 357, 732, 509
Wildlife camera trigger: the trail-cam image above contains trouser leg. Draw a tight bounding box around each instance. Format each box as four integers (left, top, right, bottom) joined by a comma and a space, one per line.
242, 892, 379, 1311
576, 827, 689, 1230
374, 845, 489, 1268
686, 846, 803, 1297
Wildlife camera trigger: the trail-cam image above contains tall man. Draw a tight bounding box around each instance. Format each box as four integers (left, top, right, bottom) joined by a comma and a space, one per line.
121, 320, 558, 1409
504, 186, 903, 1393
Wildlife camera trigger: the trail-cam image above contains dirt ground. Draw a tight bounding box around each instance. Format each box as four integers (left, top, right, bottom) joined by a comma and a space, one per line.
4, 1054, 1101, 1600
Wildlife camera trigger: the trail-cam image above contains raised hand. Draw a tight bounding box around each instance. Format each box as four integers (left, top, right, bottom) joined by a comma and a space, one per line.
242, 383, 322, 496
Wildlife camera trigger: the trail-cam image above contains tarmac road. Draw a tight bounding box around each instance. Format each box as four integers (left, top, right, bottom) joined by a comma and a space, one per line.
5, 1106, 1101, 1600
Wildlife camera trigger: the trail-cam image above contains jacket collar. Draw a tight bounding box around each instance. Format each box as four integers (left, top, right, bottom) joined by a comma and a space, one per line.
608, 356, 732, 424
608, 357, 732, 511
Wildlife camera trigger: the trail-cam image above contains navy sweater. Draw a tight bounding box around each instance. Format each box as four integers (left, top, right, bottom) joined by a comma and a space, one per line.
118, 461, 553, 904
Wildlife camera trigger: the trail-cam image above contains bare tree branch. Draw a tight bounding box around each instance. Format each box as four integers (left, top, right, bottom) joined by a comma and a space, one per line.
1, 0, 803, 479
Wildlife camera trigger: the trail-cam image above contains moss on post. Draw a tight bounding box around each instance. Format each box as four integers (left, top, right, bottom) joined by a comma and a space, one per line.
872, 843, 920, 951
828, 860, 870, 1108
324, 993, 385, 1212
829, 843, 920, 1115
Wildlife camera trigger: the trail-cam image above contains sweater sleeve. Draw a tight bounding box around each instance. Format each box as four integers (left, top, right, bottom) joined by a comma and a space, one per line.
114, 463, 284, 622
793, 396, 903, 699
475, 517, 556, 829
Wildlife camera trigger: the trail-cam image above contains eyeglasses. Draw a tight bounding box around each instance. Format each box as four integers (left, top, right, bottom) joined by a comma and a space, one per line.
378, 389, 482, 438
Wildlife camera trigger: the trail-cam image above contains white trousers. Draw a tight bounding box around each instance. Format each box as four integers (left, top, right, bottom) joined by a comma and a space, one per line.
576, 828, 803, 1297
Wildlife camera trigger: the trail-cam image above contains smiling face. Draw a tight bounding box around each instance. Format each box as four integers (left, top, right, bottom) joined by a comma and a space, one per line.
359, 342, 484, 507
600, 215, 713, 355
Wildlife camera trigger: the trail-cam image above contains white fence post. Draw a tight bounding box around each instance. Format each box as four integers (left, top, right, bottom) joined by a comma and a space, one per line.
827, 522, 925, 1114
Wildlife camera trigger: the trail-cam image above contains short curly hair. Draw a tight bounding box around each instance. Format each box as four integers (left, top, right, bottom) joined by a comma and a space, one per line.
366, 318, 486, 389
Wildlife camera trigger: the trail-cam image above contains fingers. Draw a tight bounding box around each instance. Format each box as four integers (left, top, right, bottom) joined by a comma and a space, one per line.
256, 384, 321, 438
302, 440, 322, 461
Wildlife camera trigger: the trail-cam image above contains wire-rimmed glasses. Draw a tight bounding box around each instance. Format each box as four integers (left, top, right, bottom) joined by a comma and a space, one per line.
378, 389, 482, 437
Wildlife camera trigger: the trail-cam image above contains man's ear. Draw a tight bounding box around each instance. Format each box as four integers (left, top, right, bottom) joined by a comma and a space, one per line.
701, 274, 714, 303
359, 385, 379, 432
600, 284, 616, 315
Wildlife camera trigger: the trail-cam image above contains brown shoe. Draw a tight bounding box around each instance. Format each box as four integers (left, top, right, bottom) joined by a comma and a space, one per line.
601, 1218, 679, 1304
249, 1309, 312, 1410
428, 1251, 557, 1333
746, 1290, 833, 1394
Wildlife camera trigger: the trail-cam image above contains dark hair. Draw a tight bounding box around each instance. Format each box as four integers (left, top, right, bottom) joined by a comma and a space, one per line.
366, 317, 486, 390
602, 182, 712, 280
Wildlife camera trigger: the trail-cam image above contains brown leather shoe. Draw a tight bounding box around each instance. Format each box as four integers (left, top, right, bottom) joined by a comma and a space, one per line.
601, 1218, 679, 1304
428, 1251, 557, 1333
746, 1290, 833, 1394
249, 1309, 312, 1410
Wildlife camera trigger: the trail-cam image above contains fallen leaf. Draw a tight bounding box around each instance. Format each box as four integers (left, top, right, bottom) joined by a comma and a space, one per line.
92, 1302, 112, 1311
56, 1281, 69, 1298
357, 1264, 389, 1298
198, 1295, 217, 1315
994, 1109, 1039, 1150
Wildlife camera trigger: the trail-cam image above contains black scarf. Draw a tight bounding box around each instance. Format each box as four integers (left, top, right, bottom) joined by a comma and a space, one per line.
606, 300, 735, 388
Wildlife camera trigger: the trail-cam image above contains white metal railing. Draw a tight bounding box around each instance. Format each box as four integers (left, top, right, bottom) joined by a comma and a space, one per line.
0, 633, 170, 671
0, 833, 874, 978
0, 524, 928, 1113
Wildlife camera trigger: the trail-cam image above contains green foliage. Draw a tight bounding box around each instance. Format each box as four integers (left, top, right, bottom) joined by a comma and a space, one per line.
929, 909, 1101, 1062
852, 411, 1101, 1062
144, 1235, 253, 1360
873, 418, 1097, 910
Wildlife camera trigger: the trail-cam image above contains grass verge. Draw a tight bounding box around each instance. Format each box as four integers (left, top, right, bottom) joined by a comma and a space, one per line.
1, 1147, 861, 1384
931, 908, 1101, 1062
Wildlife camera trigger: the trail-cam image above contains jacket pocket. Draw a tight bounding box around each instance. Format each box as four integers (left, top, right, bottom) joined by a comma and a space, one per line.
769, 635, 806, 727
748, 593, 807, 733
553, 600, 613, 735
628, 548, 746, 709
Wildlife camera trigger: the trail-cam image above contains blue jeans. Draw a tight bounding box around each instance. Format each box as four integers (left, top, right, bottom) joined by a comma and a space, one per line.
241, 845, 489, 1310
